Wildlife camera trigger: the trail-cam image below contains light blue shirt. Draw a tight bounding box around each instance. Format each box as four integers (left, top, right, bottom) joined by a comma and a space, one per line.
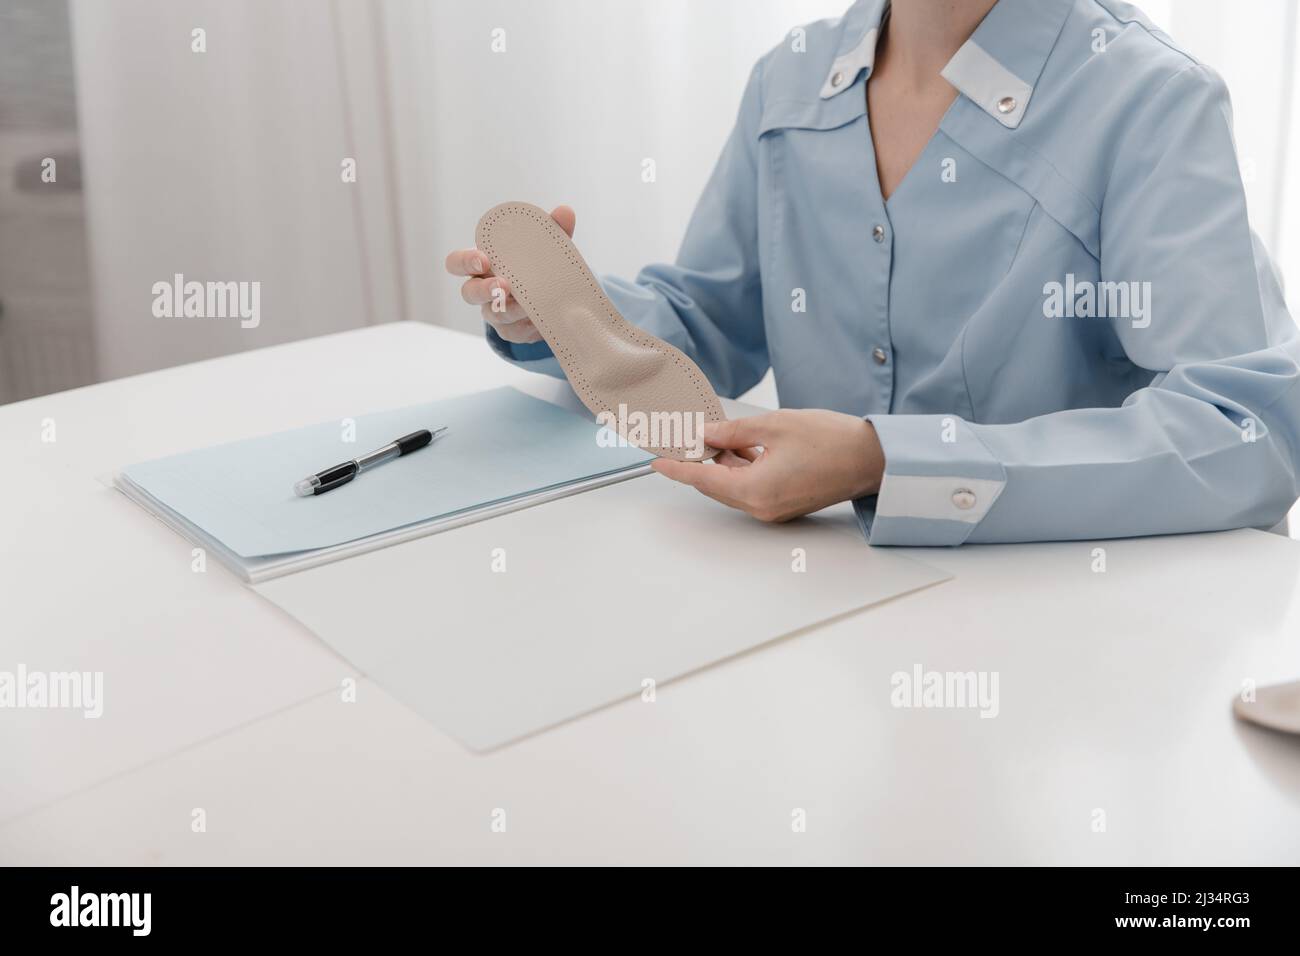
488, 0, 1300, 546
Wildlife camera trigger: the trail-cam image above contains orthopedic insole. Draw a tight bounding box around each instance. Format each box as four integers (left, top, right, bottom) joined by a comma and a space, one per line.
476, 202, 723, 460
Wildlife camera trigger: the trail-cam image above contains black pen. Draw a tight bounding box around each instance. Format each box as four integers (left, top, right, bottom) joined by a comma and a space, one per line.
293, 426, 448, 497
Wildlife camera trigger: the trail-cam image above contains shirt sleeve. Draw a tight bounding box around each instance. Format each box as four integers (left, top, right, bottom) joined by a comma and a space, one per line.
857, 63, 1300, 546
485, 60, 771, 400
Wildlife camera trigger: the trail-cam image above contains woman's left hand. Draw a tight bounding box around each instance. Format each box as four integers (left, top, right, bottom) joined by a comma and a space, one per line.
652, 409, 886, 522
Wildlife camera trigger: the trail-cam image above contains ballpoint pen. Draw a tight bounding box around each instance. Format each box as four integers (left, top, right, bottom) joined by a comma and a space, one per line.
293, 426, 448, 496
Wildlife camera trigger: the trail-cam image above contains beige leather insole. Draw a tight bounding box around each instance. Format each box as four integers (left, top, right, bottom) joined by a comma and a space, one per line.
477, 202, 722, 460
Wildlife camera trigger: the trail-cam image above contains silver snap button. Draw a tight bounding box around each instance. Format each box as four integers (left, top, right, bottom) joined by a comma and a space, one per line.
997, 96, 1017, 114
872, 347, 887, 365
952, 488, 977, 510
831, 71, 845, 88
872, 224, 885, 242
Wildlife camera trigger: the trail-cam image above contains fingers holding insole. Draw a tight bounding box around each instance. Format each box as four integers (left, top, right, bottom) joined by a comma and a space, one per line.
476, 201, 724, 460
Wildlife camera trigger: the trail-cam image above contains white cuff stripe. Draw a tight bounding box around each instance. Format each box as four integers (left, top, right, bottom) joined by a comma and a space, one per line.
875, 474, 1005, 524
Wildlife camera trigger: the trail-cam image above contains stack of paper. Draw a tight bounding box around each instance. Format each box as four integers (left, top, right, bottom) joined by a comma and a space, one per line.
116, 387, 652, 581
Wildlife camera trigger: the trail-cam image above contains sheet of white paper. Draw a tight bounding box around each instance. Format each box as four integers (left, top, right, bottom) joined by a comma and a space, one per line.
120, 387, 651, 557
255, 475, 952, 751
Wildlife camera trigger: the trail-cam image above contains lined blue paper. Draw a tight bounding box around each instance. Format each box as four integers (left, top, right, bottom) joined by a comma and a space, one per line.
121, 387, 651, 557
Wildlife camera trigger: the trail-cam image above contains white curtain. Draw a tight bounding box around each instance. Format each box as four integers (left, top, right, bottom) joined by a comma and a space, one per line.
70, 0, 401, 380
380, 0, 847, 339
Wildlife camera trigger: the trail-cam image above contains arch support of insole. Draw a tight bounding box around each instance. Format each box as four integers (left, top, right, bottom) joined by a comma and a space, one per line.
476, 201, 723, 461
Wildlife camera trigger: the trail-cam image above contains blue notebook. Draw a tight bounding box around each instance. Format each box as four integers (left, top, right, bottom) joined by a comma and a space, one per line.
115, 387, 653, 581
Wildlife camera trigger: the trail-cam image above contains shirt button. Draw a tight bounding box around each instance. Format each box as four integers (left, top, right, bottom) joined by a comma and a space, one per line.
872, 224, 886, 242
997, 96, 1017, 114
872, 347, 888, 365
831, 71, 845, 88
952, 488, 977, 510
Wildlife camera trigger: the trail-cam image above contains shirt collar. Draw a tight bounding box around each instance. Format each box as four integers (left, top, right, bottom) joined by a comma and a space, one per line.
818, 0, 888, 99
820, 0, 1073, 130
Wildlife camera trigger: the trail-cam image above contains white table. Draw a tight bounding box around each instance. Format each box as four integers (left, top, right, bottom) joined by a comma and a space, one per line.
3, 321, 1299, 865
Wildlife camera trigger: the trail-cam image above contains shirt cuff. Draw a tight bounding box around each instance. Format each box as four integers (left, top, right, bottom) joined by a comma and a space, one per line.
485, 323, 556, 363
853, 414, 1008, 546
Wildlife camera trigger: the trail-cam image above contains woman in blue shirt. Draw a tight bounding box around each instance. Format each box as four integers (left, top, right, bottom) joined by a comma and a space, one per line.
447, 0, 1300, 546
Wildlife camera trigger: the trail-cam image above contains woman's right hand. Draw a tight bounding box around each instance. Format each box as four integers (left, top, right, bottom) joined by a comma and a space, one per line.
444, 204, 575, 345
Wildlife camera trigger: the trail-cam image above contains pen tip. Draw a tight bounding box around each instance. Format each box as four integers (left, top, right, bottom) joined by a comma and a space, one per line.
293, 478, 316, 497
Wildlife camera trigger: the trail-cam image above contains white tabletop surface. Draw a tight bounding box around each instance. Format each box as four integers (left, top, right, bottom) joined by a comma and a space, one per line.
3, 321, 1299, 865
